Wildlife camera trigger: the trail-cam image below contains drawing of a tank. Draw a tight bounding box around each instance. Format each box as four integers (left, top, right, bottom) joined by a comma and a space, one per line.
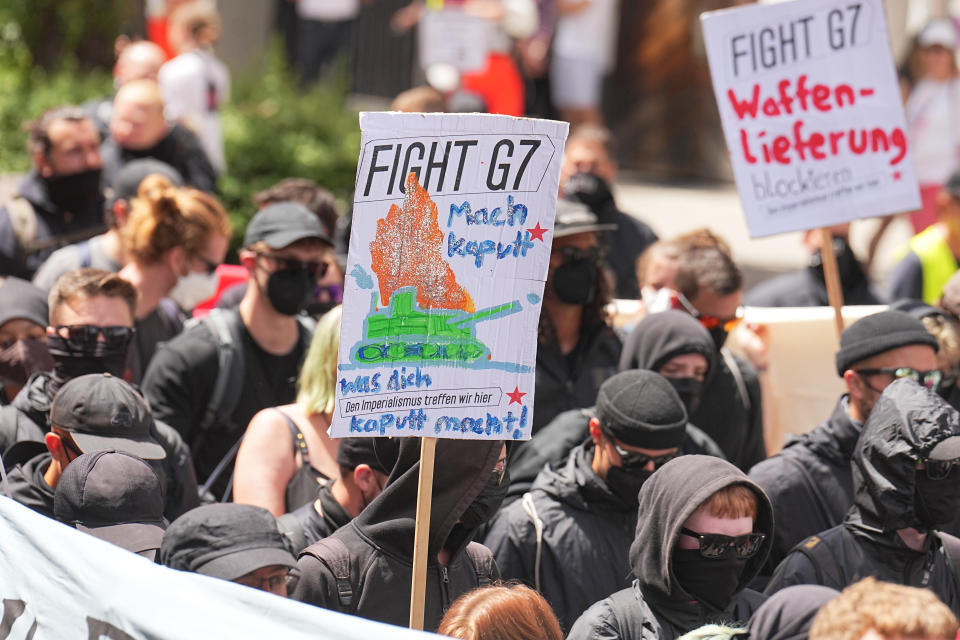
351, 288, 519, 365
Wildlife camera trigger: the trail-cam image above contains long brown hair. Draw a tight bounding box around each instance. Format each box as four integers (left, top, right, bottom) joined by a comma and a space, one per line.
437, 584, 564, 640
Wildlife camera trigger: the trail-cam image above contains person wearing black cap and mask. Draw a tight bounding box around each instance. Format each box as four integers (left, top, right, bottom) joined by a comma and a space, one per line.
534, 198, 621, 433
765, 379, 960, 614
292, 439, 506, 631
750, 310, 940, 575
0, 277, 53, 405
568, 455, 774, 640
744, 585, 838, 640
485, 371, 688, 631
143, 202, 334, 500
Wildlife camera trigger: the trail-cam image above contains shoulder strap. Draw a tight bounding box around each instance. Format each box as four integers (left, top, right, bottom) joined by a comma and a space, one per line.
464, 542, 497, 588
277, 512, 310, 556
199, 308, 246, 433
7, 197, 37, 252
721, 348, 752, 413
520, 491, 545, 592
936, 532, 960, 591
791, 535, 843, 588
277, 408, 311, 465
300, 537, 355, 613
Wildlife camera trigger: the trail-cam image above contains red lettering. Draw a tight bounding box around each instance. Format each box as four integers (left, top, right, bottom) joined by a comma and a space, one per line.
728, 86, 760, 120
808, 132, 826, 159
777, 79, 794, 115
812, 85, 831, 111
772, 136, 790, 164
796, 75, 810, 110
835, 84, 855, 107
792, 120, 808, 161
762, 98, 782, 116
870, 128, 890, 153
890, 128, 907, 165
739, 129, 758, 163
849, 130, 868, 154
829, 131, 844, 155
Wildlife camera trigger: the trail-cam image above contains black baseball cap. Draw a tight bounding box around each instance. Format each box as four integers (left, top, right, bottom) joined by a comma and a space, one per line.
160, 504, 297, 581
595, 370, 688, 450
243, 202, 333, 249
50, 373, 166, 460
553, 198, 617, 239
337, 437, 388, 473
107, 158, 184, 206
0, 277, 48, 328
54, 450, 165, 559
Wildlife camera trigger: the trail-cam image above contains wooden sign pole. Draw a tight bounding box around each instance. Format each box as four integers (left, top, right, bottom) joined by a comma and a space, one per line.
819, 228, 846, 340
409, 436, 438, 630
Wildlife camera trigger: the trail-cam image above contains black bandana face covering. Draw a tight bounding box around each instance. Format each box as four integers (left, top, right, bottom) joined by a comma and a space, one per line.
665, 377, 703, 414
46, 333, 129, 395
605, 466, 653, 507
43, 168, 103, 213
914, 471, 960, 528
265, 267, 314, 316
0, 339, 54, 387
672, 549, 746, 610
552, 258, 597, 305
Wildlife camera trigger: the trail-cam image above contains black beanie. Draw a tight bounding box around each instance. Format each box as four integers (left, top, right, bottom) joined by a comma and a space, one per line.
595, 370, 688, 449
834, 310, 939, 375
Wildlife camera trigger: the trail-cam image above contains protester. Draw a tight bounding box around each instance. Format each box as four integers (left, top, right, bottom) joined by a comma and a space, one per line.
159, 1, 230, 173
636, 240, 680, 316
889, 300, 960, 411
745, 585, 839, 640
234, 306, 342, 515
391, 86, 448, 113
32, 159, 185, 292
486, 371, 688, 630
85, 40, 168, 139
277, 437, 389, 553
534, 199, 620, 432
292, 439, 505, 631
117, 174, 230, 381
809, 577, 958, 640
295, 0, 362, 88
0, 106, 105, 280
567, 455, 773, 640
436, 584, 564, 640
54, 450, 166, 560
0, 277, 52, 405
143, 203, 332, 500
160, 503, 299, 597
749, 310, 940, 572
765, 379, 960, 613
101, 79, 217, 193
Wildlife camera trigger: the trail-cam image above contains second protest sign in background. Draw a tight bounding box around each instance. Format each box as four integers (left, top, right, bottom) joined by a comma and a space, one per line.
330, 112, 568, 441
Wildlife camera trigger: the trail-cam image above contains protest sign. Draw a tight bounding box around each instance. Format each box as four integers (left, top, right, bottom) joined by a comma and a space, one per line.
419, 7, 491, 73
701, 0, 920, 238
331, 112, 568, 442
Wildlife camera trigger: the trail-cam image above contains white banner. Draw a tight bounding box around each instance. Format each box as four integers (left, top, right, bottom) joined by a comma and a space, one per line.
0, 497, 432, 639
701, 0, 920, 237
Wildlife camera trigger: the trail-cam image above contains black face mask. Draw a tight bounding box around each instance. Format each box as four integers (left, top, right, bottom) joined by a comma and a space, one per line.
938, 374, 959, 402
0, 339, 54, 388
42, 168, 103, 213
460, 469, 510, 531
265, 267, 314, 316
564, 172, 616, 223
672, 548, 746, 610
811, 237, 866, 287
552, 258, 597, 306
914, 471, 960, 528
665, 377, 703, 414
708, 326, 728, 351
605, 466, 653, 507
46, 333, 129, 396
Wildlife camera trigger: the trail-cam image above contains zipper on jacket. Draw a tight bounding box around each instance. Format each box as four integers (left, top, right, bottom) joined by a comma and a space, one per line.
439, 565, 451, 610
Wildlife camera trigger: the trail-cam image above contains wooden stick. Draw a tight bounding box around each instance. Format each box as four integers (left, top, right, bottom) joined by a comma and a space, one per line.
409, 436, 438, 630
819, 228, 846, 340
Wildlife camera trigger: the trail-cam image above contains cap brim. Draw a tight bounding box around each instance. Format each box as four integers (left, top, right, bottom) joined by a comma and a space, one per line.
553, 223, 618, 239
259, 229, 334, 249
71, 432, 167, 460
929, 436, 960, 461
77, 522, 166, 554
195, 547, 298, 582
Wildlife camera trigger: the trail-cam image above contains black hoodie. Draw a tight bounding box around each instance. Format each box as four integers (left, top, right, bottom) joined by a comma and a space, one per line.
618, 310, 716, 375
765, 380, 960, 615
293, 438, 502, 631
745, 585, 838, 640
568, 456, 772, 640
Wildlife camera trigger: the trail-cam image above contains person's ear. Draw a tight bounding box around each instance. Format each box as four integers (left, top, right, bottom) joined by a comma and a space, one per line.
112, 200, 129, 228
34, 151, 53, 178
44, 432, 67, 466
238, 249, 257, 273
166, 245, 187, 277
588, 418, 603, 445
353, 464, 380, 494
843, 369, 863, 400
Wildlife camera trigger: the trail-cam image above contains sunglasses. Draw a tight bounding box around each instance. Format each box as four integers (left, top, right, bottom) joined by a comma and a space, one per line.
854, 367, 943, 392
54, 325, 136, 348
679, 527, 766, 560
553, 245, 603, 262
256, 252, 330, 279
917, 457, 960, 481
196, 255, 220, 276
672, 291, 743, 332
607, 436, 677, 470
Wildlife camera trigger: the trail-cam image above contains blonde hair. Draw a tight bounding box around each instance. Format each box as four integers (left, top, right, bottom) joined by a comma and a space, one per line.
923, 314, 960, 377
297, 306, 342, 415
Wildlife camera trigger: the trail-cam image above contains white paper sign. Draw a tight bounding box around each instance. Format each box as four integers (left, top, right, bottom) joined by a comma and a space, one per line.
701, 0, 920, 237
331, 112, 568, 441
418, 8, 491, 73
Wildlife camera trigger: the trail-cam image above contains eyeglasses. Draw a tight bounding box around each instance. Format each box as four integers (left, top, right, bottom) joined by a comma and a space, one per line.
606, 435, 677, 470
235, 568, 299, 593
54, 325, 136, 348
679, 527, 766, 560
672, 291, 743, 332
917, 457, 960, 481
854, 367, 943, 391
256, 252, 329, 279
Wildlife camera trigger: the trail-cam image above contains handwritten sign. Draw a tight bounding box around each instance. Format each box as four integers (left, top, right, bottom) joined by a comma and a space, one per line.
331, 112, 568, 440
701, 0, 920, 237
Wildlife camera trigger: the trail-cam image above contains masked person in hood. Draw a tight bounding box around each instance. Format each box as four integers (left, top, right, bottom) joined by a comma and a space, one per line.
765, 379, 960, 614
0, 270, 198, 520
0, 278, 53, 405
292, 439, 505, 631
0, 106, 106, 280
567, 455, 774, 640
750, 310, 941, 574
143, 203, 333, 501
534, 199, 621, 433
486, 371, 688, 631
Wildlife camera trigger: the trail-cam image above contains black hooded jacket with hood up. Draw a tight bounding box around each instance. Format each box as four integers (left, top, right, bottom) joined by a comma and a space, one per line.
765, 380, 960, 615
567, 455, 773, 640
292, 438, 502, 631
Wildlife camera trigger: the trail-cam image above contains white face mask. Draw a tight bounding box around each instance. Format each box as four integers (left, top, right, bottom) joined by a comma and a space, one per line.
641, 286, 673, 314
169, 270, 219, 310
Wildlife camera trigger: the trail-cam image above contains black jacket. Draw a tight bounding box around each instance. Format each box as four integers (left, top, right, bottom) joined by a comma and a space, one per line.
100, 124, 217, 194
567, 455, 773, 640
285, 480, 353, 551
292, 439, 501, 631
765, 380, 960, 615
746, 585, 839, 640
4, 452, 56, 518
485, 443, 638, 631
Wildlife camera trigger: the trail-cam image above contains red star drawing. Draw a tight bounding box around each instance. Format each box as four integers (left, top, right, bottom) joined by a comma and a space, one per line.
893, 171, 902, 181
506, 386, 527, 405
527, 222, 548, 242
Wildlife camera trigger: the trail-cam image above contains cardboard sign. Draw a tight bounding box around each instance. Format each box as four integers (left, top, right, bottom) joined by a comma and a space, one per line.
701, 0, 920, 237
418, 8, 491, 72
331, 112, 568, 441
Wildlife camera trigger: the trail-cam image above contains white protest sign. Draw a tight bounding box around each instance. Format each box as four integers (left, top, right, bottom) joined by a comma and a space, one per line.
418, 7, 491, 73
0, 497, 432, 640
331, 112, 567, 441
701, 0, 920, 237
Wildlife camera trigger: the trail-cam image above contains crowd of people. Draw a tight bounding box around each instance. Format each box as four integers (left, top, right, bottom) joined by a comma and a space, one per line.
7, 3, 960, 640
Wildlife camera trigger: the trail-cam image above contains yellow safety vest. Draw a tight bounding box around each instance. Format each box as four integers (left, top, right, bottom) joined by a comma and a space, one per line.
905, 225, 959, 304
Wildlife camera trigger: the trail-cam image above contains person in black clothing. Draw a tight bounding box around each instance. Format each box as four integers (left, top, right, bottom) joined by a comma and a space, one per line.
485, 370, 689, 631
142, 203, 334, 500
744, 585, 838, 640
100, 80, 217, 194
749, 310, 940, 573
567, 455, 773, 640
765, 379, 960, 617
534, 199, 621, 433
0, 106, 106, 280
292, 439, 506, 632
0, 277, 52, 405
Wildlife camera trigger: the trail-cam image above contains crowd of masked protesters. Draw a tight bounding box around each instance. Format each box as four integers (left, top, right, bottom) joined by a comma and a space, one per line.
9, 5, 960, 640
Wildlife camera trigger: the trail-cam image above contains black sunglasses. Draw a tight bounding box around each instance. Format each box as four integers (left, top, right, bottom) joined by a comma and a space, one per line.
54, 325, 136, 348
607, 435, 677, 470
256, 252, 329, 279
854, 367, 943, 392
917, 457, 960, 481
196, 255, 220, 276
679, 527, 766, 560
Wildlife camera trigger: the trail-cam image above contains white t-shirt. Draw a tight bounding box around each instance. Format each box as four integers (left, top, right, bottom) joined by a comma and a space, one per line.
553, 0, 620, 71
296, 0, 360, 22
158, 49, 230, 173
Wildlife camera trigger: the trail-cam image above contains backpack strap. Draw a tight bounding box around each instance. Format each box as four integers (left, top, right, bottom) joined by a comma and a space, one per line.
300, 537, 356, 613
277, 408, 311, 466
521, 491, 545, 592
7, 197, 38, 253
936, 532, 960, 592
721, 348, 752, 413
277, 511, 310, 556
791, 535, 843, 588
464, 542, 498, 588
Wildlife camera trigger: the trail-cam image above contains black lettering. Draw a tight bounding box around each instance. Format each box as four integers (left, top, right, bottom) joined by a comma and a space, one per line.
487, 139, 514, 190
797, 16, 814, 57
827, 9, 845, 49
731, 34, 748, 76
399, 142, 426, 194
759, 27, 777, 68
424, 140, 452, 192
363, 144, 392, 197
453, 139, 478, 190
513, 139, 542, 189
847, 3, 861, 45
778, 22, 796, 63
